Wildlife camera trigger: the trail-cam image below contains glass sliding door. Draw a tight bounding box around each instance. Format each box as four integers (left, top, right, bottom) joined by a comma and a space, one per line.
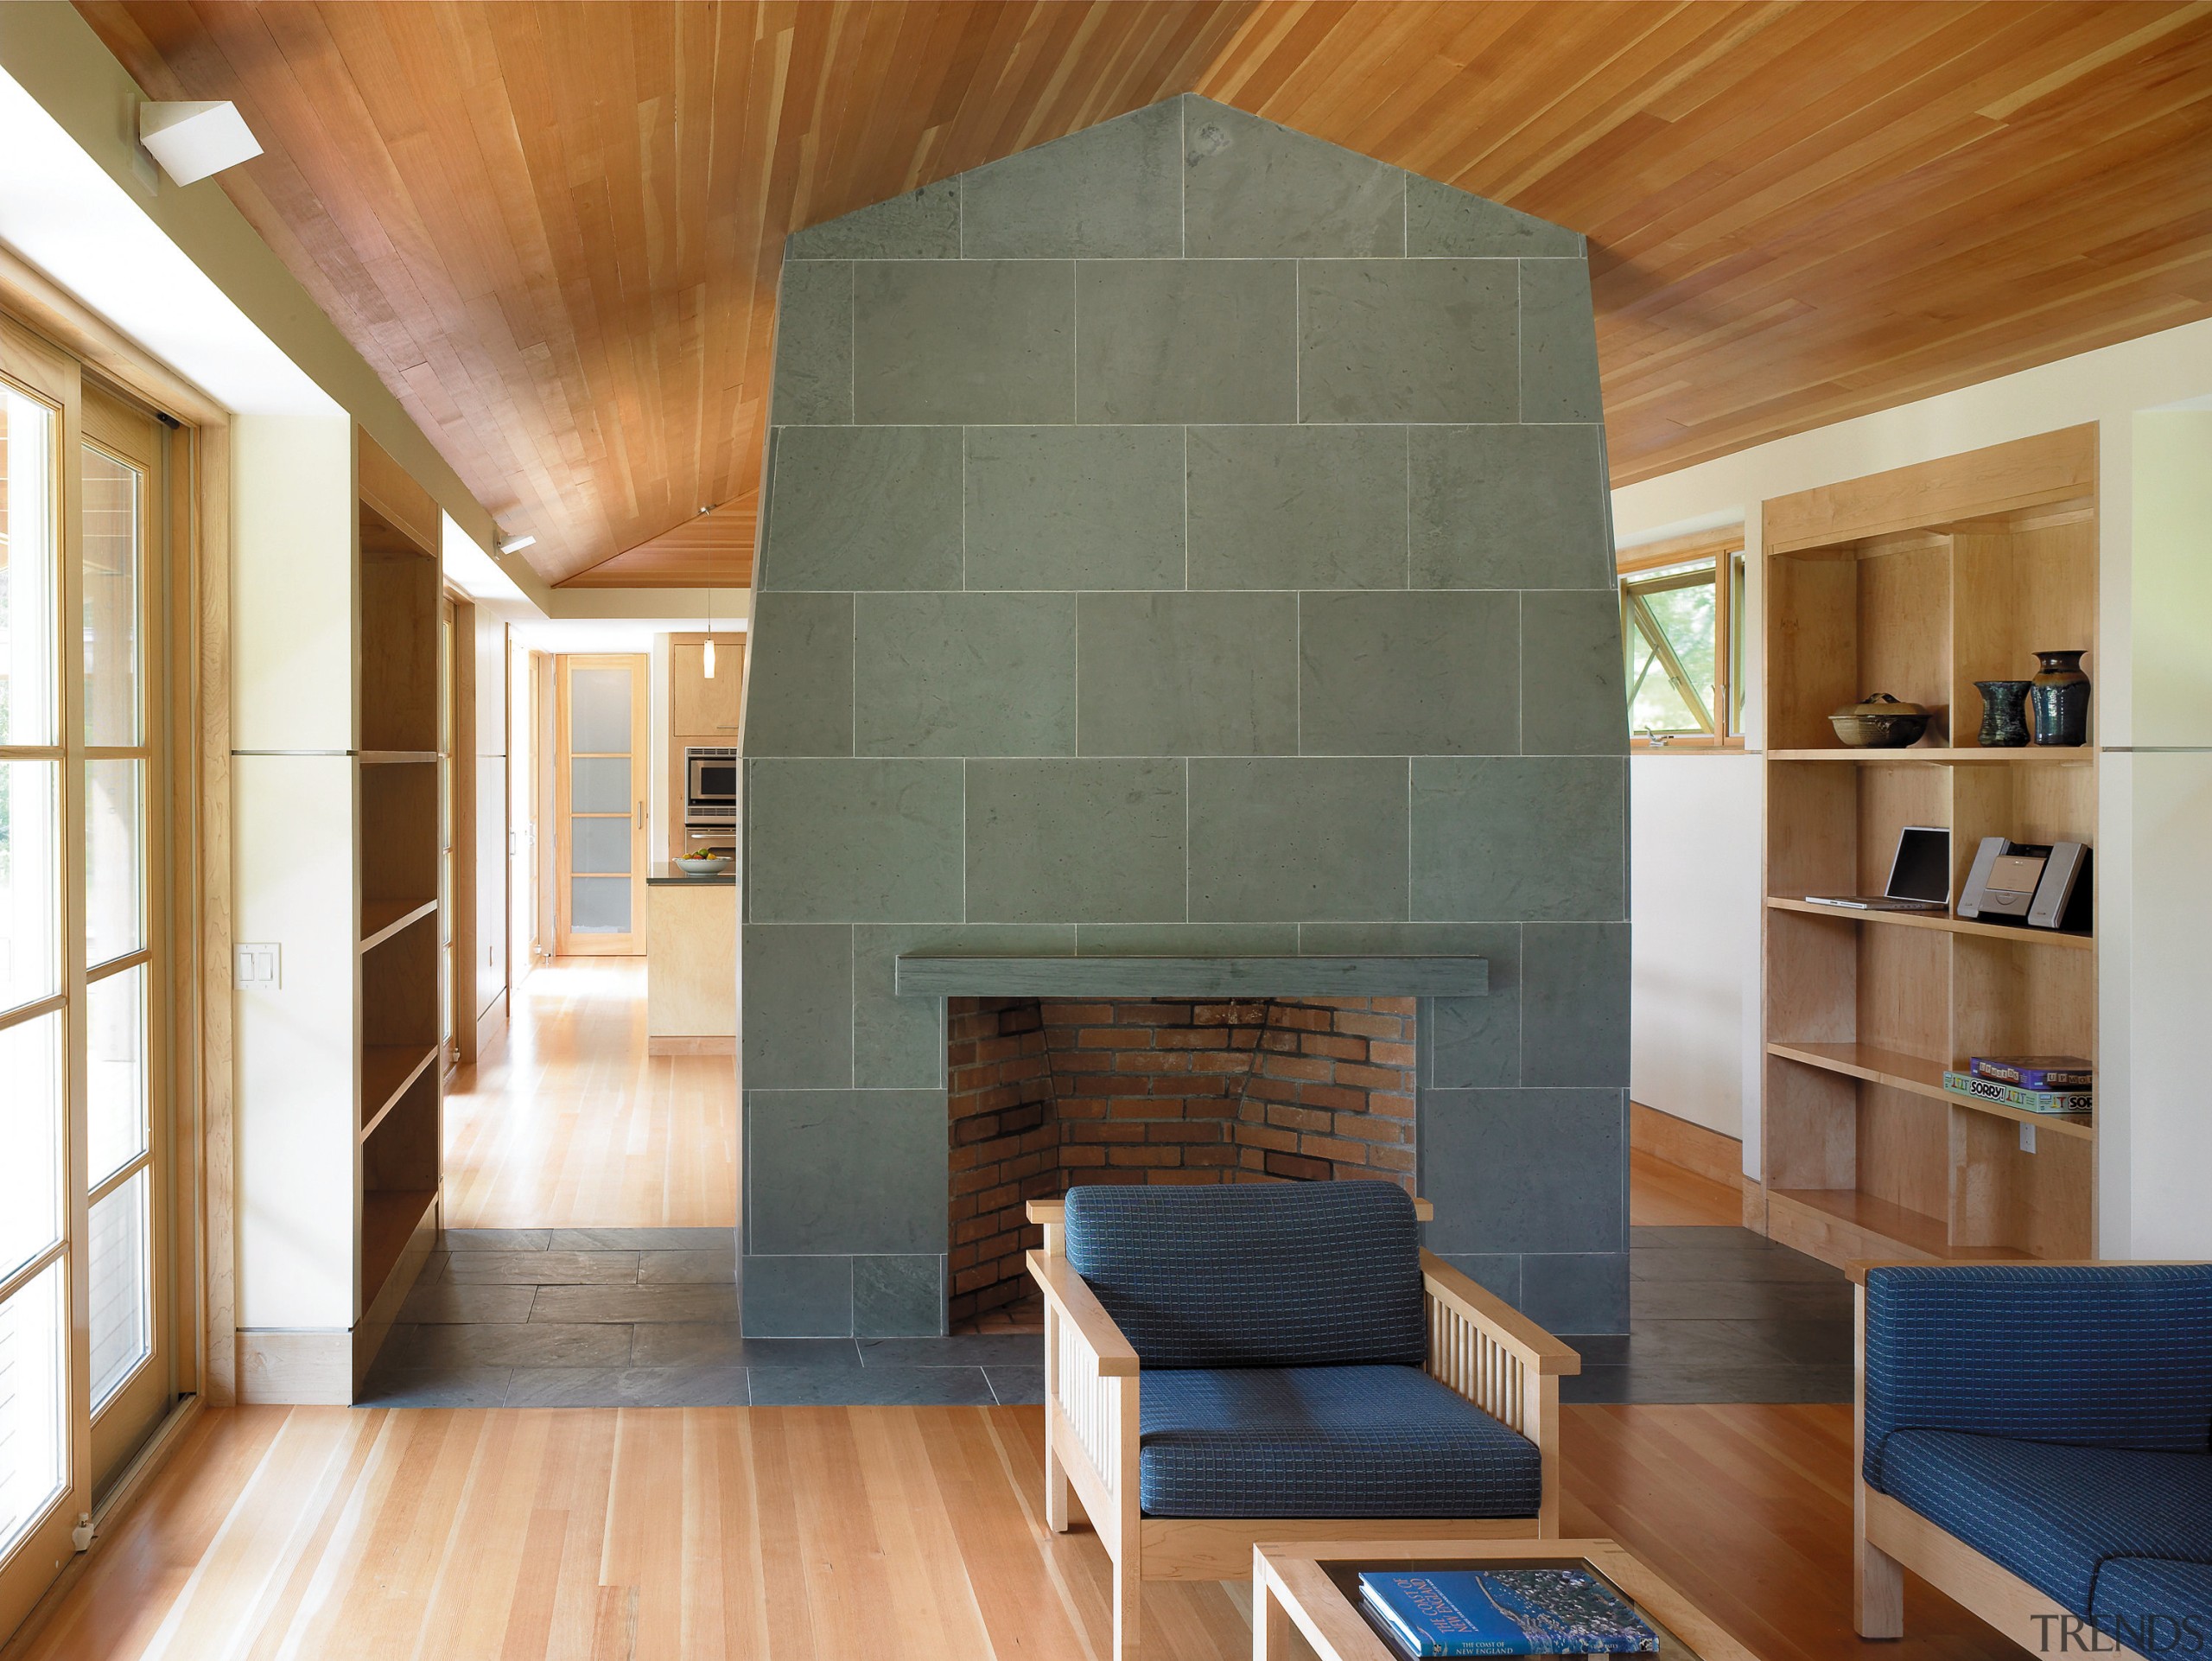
0, 331, 175, 1637
0, 357, 73, 1620
554, 655, 645, 955
79, 387, 168, 1486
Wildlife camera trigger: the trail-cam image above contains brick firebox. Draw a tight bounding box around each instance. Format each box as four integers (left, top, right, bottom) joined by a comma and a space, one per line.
944, 996, 1418, 1327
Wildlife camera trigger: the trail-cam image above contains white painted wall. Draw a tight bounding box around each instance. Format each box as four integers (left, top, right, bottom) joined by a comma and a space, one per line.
1611, 319, 2212, 1257
231, 416, 353, 752
230, 418, 359, 1333
1628, 753, 1760, 1139
232, 751, 357, 1331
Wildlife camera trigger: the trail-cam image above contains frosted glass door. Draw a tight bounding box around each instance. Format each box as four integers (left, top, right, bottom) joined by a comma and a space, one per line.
556, 656, 645, 954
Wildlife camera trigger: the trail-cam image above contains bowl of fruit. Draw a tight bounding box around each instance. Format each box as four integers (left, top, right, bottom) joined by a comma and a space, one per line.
675, 852, 732, 876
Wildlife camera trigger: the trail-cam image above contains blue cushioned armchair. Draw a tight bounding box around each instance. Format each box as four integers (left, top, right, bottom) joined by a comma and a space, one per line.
1853, 1262, 2212, 1657
1028, 1183, 1580, 1661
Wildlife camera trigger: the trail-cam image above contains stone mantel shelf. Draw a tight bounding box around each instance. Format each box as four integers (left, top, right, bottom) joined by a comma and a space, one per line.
893, 953, 1488, 1000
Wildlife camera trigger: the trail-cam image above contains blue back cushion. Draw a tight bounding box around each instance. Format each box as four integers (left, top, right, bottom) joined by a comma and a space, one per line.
1863, 1264, 2212, 1484
1062, 1182, 1426, 1369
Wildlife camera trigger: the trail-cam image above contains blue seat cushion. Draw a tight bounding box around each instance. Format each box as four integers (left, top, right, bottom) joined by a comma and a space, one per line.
1063, 1182, 1425, 1370
1862, 1265, 2212, 1482
2091, 1559, 2212, 1651
1876, 1429, 2212, 1619
1136, 1365, 1541, 1520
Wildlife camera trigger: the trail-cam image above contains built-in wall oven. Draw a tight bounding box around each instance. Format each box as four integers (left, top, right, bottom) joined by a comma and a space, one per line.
684, 745, 738, 828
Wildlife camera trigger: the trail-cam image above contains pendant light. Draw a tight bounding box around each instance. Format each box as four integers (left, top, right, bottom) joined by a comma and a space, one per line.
699, 504, 718, 677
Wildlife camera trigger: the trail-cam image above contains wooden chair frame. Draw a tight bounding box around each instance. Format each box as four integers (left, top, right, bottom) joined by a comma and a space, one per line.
1850, 1259, 2207, 1660
1027, 1198, 1581, 1661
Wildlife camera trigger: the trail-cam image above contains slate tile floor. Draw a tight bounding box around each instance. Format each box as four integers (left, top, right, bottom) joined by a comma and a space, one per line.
358, 1224, 1848, 1409
1562, 1224, 1853, 1405
358, 1229, 1046, 1409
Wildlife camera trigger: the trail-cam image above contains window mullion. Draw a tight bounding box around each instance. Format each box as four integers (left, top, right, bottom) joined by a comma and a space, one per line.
87, 1148, 153, 1209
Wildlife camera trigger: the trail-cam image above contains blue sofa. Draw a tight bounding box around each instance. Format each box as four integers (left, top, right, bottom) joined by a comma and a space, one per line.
1027, 1181, 1580, 1661
1854, 1263, 2212, 1657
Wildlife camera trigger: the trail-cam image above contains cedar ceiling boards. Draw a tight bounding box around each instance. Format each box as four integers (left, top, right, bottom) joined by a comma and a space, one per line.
78, 2, 2212, 589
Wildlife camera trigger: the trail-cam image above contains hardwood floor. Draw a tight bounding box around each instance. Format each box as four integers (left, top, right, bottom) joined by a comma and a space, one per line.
1632, 1148, 1747, 1229
19, 994, 1996, 1657
14, 1400, 2021, 1660
444, 958, 736, 1231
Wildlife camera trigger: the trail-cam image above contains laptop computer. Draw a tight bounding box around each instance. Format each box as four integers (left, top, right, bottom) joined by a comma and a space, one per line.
1803, 825, 1951, 913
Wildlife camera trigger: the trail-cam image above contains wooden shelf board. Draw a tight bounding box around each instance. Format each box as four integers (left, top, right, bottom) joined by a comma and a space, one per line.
1767, 1038, 1948, 1096
359, 750, 440, 766
359, 1187, 437, 1309
359, 899, 437, 953
1769, 1187, 2037, 1268
1766, 1040, 2094, 1141
1769, 748, 2091, 765
1765, 896, 2093, 950
1770, 1187, 1951, 1259
1937, 1093, 2094, 1141
360, 1043, 438, 1140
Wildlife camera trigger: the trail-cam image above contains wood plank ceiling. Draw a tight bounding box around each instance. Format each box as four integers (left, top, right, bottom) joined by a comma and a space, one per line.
79, 2, 2212, 588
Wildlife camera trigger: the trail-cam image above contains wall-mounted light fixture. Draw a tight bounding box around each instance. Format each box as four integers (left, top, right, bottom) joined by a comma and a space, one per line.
497, 532, 537, 556
138, 101, 263, 186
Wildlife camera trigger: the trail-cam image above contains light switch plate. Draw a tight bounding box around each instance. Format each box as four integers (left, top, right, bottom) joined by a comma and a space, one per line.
2018, 1122, 2037, 1155
234, 943, 280, 989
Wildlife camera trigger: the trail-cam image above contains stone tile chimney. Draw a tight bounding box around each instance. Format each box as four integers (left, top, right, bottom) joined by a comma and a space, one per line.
738, 96, 1628, 1340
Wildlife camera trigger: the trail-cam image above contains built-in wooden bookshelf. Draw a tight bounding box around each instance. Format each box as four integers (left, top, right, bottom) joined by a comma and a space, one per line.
1758, 425, 2098, 1270
353, 438, 445, 1373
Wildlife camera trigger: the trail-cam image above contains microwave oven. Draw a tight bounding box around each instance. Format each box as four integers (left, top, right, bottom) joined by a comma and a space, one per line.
684, 745, 738, 824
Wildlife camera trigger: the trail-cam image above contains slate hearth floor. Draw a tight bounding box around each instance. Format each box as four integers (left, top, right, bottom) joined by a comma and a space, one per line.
358, 1228, 1044, 1410
1566, 1224, 1854, 1405
358, 1225, 1847, 1410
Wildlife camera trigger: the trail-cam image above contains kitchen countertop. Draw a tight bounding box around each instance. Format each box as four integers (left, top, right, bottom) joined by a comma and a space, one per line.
646, 862, 737, 887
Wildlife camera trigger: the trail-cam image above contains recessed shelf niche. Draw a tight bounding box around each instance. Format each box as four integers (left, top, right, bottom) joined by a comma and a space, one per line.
1758, 426, 2098, 1268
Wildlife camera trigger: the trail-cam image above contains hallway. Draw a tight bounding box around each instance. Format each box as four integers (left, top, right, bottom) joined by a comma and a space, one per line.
443, 959, 736, 1230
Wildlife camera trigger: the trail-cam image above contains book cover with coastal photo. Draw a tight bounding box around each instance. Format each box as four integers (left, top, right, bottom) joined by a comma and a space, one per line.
1358, 1568, 1661, 1657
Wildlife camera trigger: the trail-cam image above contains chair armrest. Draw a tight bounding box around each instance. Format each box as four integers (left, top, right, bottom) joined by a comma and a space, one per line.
1027, 1251, 1140, 1376
1421, 1251, 1581, 1377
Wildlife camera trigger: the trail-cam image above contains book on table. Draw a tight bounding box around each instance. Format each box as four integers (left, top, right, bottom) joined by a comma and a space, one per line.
1357, 1569, 1660, 1657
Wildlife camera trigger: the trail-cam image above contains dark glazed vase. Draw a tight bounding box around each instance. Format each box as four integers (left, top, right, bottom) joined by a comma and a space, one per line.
2029, 651, 2091, 747
1973, 680, 2031, 748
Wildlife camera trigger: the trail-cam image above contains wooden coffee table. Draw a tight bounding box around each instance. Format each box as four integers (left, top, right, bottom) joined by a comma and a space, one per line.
1252, 1538, 1758, 1660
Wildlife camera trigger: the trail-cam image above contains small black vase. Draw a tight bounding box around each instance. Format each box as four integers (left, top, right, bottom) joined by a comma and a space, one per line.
1974, 680, 2031, 748
2029, 651, 2090, 747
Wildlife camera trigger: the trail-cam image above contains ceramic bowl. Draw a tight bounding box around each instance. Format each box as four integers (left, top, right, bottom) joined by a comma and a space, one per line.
675, 856, 732, 875
1829, 694, 1930, 748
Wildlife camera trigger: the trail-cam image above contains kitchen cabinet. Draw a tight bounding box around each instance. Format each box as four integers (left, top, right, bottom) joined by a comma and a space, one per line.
671, 635, 745, 735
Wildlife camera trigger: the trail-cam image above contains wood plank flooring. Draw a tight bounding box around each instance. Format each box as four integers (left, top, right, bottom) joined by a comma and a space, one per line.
444, 960, 736, 1230
1632, 1148, 1747, 1229
14, 1400, 2022, 1661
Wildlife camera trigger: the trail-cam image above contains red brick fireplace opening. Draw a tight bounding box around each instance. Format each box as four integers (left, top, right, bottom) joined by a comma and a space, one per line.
945, 996, 1417, 1330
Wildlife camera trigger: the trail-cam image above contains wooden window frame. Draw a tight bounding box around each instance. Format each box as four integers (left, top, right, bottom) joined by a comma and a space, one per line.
0, 289, 219, 1645
1618, 529, 1747, 752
